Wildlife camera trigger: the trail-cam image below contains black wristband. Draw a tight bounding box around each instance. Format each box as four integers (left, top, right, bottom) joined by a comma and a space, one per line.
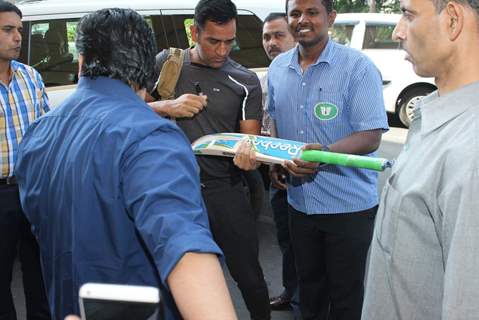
321, 145, 330, 152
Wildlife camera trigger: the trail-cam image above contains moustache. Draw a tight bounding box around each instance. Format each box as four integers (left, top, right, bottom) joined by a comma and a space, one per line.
268, 47, 280, 54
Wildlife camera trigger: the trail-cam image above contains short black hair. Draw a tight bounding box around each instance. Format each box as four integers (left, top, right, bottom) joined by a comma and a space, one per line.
264, 12, 287, 25
432, 0, 479, 15
194, 0, 237, 29
75, 8, 156, 91
285, 0, 333, 14
0, 0, 22, 18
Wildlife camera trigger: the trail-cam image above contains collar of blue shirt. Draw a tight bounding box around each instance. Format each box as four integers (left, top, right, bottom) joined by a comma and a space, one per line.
288, 38, 336, 71
77, 76, 142, 101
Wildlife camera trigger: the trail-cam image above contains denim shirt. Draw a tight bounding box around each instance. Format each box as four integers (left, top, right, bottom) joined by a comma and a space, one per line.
268, 40, 388, 214
15, 77, 222, 320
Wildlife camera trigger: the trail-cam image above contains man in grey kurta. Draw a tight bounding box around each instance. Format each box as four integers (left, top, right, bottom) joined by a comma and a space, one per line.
362, 0, 479, 319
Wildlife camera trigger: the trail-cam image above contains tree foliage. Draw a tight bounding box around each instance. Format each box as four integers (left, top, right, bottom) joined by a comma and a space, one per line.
334, 0, 400, 13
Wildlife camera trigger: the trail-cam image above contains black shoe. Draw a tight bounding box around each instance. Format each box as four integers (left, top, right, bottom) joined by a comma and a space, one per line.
269, 292, 292, 311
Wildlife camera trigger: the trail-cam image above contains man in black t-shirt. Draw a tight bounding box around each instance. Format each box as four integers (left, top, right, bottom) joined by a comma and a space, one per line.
152, 47, 262, 180
149, 1, 270, 319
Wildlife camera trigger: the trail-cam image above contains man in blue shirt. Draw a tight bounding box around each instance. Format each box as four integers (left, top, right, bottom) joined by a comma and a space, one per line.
15, 8, 236, 320
267, 0, 388, 319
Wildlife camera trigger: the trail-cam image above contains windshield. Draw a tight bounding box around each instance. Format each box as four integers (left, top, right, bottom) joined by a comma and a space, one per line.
363, 24, 400, 49
329, 23, 354, 46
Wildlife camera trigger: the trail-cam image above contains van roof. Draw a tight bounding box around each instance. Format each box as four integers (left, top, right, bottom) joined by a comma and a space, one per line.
17, 0, 283, 21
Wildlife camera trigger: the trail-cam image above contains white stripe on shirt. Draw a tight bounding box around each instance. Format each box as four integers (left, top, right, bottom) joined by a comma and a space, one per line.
228, 75, 249, 121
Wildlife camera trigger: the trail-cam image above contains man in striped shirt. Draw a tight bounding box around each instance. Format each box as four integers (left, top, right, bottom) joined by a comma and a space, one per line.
0, 1, 50, 319
267, 0, 388, 319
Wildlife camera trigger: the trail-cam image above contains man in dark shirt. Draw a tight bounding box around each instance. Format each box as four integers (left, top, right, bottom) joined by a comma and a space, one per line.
15, 8, 236, 320
260, 12, 298, 312
149, 0, 270, 319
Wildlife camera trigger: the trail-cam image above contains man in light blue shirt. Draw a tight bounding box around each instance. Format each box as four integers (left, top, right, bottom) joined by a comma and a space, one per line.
267, 0, 388, 319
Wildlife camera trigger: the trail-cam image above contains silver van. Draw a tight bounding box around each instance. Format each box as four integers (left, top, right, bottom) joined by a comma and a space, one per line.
331, 13, 437, 127
16, 0, 282, 107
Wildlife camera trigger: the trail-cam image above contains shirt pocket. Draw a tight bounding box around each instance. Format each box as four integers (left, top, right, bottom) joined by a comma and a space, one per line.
26, 88, 44, 117
376, 173, 402, 256
311, 90, 345, 123
15, 87, 41, 112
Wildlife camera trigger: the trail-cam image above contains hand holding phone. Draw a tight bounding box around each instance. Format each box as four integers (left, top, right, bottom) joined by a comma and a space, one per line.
79, 283, 160, 320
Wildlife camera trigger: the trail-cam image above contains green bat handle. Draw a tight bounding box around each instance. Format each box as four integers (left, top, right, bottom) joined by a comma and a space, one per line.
300, 150, 393, 172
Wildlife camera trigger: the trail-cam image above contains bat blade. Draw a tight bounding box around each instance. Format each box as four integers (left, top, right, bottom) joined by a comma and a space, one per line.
191, 133, 304, 165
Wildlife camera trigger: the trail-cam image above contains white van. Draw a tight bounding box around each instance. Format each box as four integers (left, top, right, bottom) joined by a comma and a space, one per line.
331, 13, 437, 127
16, 0, 282, 107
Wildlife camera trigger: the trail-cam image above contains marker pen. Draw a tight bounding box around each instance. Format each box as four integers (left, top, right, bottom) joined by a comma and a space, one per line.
194, 81, 203, 95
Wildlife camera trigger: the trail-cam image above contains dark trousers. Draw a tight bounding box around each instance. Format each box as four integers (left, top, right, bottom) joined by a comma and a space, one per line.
0, 184, 50, 320
243, 170, 265, 220
202, 177, 270, 320
289, 205, 377, 320
270, 189, 297, 297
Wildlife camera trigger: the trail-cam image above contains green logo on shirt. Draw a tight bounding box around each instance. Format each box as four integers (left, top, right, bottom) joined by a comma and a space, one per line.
314, 103, 338, 121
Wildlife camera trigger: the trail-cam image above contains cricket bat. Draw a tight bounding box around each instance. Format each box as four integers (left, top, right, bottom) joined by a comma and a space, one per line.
191, 133, 393, 172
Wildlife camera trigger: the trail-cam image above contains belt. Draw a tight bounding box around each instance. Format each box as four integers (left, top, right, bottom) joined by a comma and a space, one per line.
0, 176, 17, 185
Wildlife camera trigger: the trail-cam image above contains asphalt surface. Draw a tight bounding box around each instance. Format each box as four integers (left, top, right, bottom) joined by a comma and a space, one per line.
11, 120, 407, 320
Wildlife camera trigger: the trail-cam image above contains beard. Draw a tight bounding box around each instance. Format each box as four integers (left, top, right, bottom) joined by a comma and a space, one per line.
297, 34, 325, 48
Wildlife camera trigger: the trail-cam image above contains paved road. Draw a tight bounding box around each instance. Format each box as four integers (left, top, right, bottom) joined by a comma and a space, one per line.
11, 126, 408, 320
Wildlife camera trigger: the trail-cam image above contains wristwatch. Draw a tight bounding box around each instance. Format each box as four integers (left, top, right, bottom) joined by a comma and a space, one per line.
320, 145, 330, 152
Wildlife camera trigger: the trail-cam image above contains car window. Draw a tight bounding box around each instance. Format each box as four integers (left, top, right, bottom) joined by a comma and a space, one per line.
27, 19, 79, 87
231, 14, 269, 68
25, 17, 155, 87
330, 23, 355, 46
363, 24, 400, 49
161, 13, 269, 68
160, 14, 192, 48
22, 12, 268, 88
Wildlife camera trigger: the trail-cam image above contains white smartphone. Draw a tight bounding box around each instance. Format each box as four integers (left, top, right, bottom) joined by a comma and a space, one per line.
79, 283, 160, 320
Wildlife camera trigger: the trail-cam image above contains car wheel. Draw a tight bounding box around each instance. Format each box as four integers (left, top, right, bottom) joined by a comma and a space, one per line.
398, 86, 434, 127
